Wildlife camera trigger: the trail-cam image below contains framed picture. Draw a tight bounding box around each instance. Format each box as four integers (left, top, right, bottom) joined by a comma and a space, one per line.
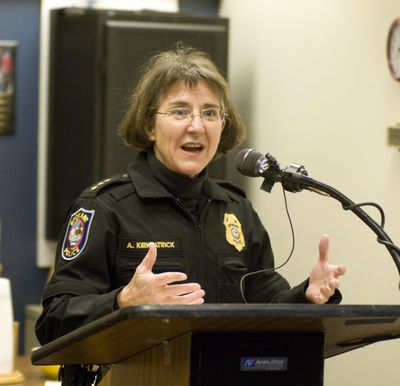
0, 41, 17, 135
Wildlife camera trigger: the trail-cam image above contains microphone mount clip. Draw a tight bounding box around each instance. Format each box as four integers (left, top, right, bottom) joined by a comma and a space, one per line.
260, 153, 308, 194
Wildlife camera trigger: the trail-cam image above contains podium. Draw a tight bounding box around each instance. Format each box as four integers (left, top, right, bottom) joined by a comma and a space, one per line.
31, 304, 400, 385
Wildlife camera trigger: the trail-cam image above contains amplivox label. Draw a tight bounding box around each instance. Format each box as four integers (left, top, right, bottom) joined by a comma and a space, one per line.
240, 357, 288, 372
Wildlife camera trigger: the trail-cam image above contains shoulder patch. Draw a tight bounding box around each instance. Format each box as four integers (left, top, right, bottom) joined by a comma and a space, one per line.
81, 173, 131, 199
215, 180, 247, 198
62, 208, 95, 260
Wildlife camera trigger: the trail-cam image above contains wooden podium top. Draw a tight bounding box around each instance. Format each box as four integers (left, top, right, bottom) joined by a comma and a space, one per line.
31, 304, 400, 366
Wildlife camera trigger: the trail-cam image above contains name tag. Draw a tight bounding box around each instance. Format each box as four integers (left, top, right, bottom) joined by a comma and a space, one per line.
119, 239, 182, 252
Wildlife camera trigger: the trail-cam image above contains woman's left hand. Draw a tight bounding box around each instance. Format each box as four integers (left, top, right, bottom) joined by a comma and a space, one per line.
306, 234, 346, 304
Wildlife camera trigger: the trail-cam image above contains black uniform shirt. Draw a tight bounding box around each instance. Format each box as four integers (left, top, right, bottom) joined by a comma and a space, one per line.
35, 151, 341, 344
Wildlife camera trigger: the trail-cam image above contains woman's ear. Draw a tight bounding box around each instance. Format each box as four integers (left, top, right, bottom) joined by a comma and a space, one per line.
147, 126, 156, 141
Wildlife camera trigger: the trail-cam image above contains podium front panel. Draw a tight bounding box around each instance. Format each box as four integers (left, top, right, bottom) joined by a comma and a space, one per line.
190, 332, 324, 386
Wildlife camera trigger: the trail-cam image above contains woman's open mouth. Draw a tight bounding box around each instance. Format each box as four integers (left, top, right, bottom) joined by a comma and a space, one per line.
181, 143, 204, 153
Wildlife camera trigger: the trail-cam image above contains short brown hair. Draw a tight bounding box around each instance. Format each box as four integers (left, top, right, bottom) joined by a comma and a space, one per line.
118, 43, 246, 156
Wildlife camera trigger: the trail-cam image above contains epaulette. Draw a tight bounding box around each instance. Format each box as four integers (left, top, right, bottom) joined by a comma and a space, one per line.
81, 173, 131, 199
215, 180, 247, 198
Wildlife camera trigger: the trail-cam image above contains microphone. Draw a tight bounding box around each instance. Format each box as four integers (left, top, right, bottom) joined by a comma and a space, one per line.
235, 148, 308, 193
235, 148, 278, 177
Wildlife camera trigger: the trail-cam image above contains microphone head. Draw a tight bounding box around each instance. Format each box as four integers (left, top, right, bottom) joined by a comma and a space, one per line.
235, 148, 265, 177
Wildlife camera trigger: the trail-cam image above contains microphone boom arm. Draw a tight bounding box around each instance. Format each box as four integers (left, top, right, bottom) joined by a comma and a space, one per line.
260, 157, 400, 278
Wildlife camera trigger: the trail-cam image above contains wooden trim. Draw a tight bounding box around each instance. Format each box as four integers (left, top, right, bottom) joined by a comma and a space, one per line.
99, 333, 192, 386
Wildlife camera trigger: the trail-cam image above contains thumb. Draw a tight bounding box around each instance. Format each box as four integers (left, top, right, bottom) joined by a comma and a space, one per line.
136, 242, 157, 274
318, 234, 330, 264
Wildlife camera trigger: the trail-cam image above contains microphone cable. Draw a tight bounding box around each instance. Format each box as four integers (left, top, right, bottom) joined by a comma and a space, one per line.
239, 186, 296, 303
239, 191, 389, 303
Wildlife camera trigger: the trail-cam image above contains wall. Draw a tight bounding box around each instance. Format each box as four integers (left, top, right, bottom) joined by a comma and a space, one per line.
220, 1, 400, 385
0, 0, 47, 353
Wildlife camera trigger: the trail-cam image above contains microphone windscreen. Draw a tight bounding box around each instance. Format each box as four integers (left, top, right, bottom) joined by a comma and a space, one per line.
235, 148, 264, 177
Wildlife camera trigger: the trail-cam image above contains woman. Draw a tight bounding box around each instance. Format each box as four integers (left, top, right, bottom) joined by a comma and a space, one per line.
36, 44, 345, 345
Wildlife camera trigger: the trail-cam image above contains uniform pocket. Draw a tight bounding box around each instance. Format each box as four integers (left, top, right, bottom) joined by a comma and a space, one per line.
217, 255, 248, 303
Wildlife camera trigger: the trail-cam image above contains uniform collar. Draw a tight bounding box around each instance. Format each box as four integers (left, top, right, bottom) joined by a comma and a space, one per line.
146, 150, 206, 200
127, 151, 232, 202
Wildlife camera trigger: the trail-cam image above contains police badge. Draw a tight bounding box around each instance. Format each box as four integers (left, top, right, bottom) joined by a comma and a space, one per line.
62, 208, 95, 260
223, 213, 245, 252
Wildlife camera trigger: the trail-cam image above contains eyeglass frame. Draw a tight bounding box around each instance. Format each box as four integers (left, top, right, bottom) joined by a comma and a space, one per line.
154, 107, 228, 123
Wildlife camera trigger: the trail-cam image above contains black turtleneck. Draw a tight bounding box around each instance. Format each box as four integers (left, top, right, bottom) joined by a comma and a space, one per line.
146, 151, 207, 219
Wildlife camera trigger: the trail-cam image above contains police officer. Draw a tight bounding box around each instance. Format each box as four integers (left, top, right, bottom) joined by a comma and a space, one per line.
36, 44, 346, 350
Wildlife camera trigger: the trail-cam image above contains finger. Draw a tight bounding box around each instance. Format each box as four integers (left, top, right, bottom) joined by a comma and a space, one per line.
176, 289, 205, 304
160, 288, 205, 305
190, 297, 205, 305
156, 271, 188, 286
164, 282, 202, 296
328, 278, 340, 291
188, 289, 205, 304
320, 285, 334, 298
135, 242, 157, 274
312, 294, 326, 304
318, 234, 330, 264
334, 264, 346, 277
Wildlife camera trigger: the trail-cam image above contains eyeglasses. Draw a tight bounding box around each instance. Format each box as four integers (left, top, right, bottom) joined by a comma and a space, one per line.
155, 107, 227, 123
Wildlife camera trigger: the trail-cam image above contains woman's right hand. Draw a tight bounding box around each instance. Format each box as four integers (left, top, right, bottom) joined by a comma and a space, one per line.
116, 242, 205, 308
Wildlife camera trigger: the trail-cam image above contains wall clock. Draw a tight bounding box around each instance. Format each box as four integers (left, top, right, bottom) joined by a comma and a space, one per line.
387, 18, 400, 81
